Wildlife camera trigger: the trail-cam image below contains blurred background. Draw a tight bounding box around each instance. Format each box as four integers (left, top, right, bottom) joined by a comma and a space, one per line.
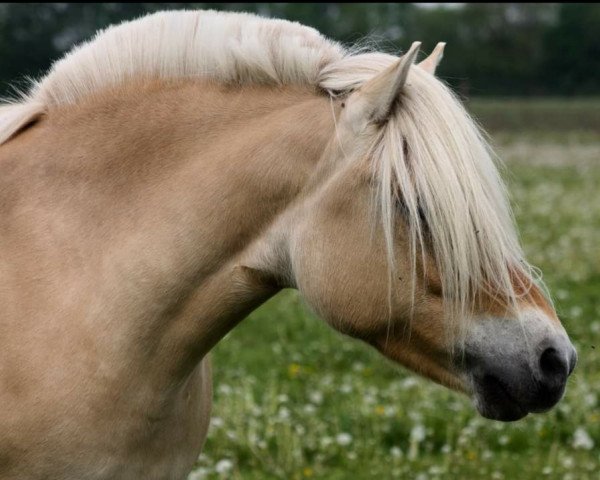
0, 3, 599, 97
2, 3, 597, 479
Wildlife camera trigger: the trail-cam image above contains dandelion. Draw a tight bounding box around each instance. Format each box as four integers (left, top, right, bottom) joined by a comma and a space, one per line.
410, 424, 426, 443
188, 468, 210, 480
336, 432, 353, 446
352, 362, 364, 372
215, 459, 233, 475
390, 446, 403, 458
363, 393, 376, 406
584, 393, 597, 407
572, 427, 594, 450
218, 384, 232, 395
340, 383, 352, 394
309, 391, 323, 405
211, 417, 224, 428
320, 436, 333, 448
401, 377, 419, 389
569, 306, 583, 318
288, 363, 302, 378
303, 467, 314, 477
278, 407, 291, 420
542, 466, 553, 475
277, 394, 289, 403
384, 406, 396, 417
428, 466, 445, 475
408, 424, 426, 460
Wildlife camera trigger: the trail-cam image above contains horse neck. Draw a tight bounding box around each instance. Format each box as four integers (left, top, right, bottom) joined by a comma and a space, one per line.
1, 79, 335, 381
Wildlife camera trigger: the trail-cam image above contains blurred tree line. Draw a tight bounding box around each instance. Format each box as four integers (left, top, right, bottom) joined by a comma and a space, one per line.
0, 3, 598, 98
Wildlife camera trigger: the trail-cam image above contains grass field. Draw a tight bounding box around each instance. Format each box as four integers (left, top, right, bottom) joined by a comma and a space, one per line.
189, 100, 600, 479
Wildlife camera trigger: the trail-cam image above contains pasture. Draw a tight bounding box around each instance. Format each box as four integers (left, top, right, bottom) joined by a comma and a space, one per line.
190, 99, 600, 479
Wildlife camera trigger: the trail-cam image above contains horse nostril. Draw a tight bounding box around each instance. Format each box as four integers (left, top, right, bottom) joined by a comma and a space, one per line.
527, 346, 570, 413
539, 347, 568, 378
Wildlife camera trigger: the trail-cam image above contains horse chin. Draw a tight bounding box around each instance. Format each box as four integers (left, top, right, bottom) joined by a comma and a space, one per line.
471, 375, 529, 422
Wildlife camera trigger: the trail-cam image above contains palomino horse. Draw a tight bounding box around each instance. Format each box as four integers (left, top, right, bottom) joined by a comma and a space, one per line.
0, 10, 576, 480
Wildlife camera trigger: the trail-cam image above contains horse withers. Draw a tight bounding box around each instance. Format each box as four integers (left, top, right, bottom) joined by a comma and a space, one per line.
0, 10, 576, 479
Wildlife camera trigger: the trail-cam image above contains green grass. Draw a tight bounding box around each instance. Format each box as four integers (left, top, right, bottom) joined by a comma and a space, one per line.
188, 117, 600, 479
468, 97, 600, 134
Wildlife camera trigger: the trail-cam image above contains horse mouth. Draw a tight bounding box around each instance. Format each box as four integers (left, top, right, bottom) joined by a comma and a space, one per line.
472, 374, 528, 422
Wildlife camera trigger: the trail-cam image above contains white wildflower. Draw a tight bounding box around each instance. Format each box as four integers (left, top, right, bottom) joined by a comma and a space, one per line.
277, 407, 290, 420
309, 391, 324, 405
218, 384, 232, 395
320, 436, 333, 448
340, 383, 352, 394
390, 446, 403, 458
572, 427, 594, 450
584, 393, 597, 407
215, 459, 233, 475
187, 468, 210, 480
569, 306, 582, 318
336, 432, 353, 446
352, 362, 364, 372
429, 465, 445, 475
410, 424, 426, 443
401, 377, 419, 389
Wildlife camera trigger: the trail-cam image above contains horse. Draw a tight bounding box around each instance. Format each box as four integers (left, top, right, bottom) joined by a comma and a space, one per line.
0, 9, 576, 480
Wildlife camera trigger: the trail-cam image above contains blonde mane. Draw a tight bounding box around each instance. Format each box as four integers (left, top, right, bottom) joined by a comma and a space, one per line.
0, 9, 534, 331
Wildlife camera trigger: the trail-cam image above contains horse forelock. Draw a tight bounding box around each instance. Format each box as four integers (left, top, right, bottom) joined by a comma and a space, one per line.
368, 66, 542, 340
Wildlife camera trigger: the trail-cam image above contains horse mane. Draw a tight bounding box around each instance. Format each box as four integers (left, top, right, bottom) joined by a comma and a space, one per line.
0, 9, 535, 334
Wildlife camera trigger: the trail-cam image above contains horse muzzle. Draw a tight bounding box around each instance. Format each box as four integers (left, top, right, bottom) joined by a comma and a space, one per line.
461, 311, 577, 422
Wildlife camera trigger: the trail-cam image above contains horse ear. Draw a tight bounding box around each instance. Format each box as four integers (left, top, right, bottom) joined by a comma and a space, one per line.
347, 41, 421, 125
419, 42, 445, 75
